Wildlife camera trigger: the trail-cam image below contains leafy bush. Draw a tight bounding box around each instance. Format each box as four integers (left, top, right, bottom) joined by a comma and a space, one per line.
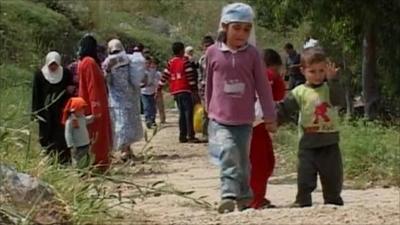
0, 0, 80, 69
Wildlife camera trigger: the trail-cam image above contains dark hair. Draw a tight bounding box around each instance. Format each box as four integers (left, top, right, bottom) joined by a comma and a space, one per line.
172, 42, 185, 56
145, 56, 153, 62
202, 35, 215, 46
78, 34, 100, 64
284, 43, 294, 50
152, 57, 159, 65
134, 43, 144, 52
217, 30, 227, 43
300, 47, 326, 67
263, 49, 282, 67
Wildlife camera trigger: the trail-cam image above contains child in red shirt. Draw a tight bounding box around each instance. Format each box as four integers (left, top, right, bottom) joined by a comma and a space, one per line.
250, 49, 286, 209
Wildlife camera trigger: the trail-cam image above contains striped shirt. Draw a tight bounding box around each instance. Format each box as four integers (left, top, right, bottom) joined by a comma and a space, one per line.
158, 56, 197, 93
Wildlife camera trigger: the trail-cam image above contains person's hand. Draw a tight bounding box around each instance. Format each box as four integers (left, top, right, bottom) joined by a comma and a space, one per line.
66, 85, 75, 95
326, 60, 340, 80
264, 119, 277, 133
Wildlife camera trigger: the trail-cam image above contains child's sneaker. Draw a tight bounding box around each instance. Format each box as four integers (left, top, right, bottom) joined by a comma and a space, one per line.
324, 199, 344, 206
289, 201, 312, 208
218, 198, 235, 214
187, 137, 201, 143
179, 137, 188, 143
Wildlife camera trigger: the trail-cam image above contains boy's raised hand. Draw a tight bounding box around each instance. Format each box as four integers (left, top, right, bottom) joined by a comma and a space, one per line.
326, 60, 340, 80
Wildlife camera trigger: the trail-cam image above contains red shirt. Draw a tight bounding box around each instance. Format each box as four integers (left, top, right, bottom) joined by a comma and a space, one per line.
159, 56, 196, 95
266, 68, 286, 102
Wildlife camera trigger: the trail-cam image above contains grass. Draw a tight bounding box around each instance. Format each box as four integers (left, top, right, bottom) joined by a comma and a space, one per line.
0, 63, 123, 224
274, 121, 400, 187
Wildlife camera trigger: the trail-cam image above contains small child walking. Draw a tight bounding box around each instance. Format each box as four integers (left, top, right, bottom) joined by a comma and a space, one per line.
198, 35, 215, 141
250, 49, 286, 209
152, 59, 166, 124
206, 3, 276, 213
277, 47, 345, 207
141, 56, 159, 129
62, 97, 94, 169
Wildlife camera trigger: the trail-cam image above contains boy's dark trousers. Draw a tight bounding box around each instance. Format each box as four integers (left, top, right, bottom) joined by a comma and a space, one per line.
174, 92, 195, 141
296, 143, 344, 206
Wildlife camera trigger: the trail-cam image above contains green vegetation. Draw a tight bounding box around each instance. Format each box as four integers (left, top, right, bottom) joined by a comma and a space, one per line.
275, 122, 400, 187
0, 0, 399, 223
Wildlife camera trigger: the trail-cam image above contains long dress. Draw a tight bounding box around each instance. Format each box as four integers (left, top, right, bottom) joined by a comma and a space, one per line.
78, 56, 112, 169
31, 68, 73, 163
103, 52, 144, 150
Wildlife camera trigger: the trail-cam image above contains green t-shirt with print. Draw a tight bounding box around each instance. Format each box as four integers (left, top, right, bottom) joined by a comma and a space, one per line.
292, 83, 338, 136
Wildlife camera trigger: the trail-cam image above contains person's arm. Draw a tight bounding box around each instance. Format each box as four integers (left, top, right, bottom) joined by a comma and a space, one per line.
326, 61, 346, 107
205, 55, 213, 112
272, 72, 287, 101
79, 59, 102, 117
253, 51, 276, 125
64, 119, 74, 148
31, 71, 42, 120
157, 63, 171, 92
277, 92, 300, 125
184, 60, 198, 92
85, 115, 95, 124
64, 68, 75, 96
328, 79, 345, 107
140, 70, 149, 88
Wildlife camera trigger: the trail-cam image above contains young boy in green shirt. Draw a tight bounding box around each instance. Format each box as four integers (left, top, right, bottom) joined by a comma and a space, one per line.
278, 47, 345, 207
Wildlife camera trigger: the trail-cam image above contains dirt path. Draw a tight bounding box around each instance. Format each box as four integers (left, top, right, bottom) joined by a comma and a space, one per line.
114, 111, 399, 225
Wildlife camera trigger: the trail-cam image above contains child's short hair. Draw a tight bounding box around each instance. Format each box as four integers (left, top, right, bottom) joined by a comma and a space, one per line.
284, 43, 294, 50
300, 47, 326, 67
172, 42, 185, 56
152, 57, 159, 65
263, 49, 282, 67
202, 35, 215, 46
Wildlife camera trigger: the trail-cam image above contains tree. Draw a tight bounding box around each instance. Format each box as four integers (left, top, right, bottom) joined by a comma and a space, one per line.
249, 0, 400, 119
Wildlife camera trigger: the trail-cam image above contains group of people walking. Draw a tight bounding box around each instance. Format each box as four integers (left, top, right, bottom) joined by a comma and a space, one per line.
31, 35, 165, 170
31, 2, 345, 214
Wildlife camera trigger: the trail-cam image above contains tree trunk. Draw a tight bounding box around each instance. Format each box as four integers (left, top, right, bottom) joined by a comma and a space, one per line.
362, 23, 379, 120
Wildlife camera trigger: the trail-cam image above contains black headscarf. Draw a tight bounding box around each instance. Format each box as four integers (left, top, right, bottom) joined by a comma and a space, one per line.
78, 34, 100, 64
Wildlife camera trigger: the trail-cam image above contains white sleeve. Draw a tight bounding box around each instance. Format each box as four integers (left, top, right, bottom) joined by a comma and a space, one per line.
85, 115, 95, 124
253, 98, 264, 127
64, 120, 74, 148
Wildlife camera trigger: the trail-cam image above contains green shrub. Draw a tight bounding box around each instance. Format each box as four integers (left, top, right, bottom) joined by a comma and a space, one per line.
0, 0, 79, 68
274, 121, 400, 186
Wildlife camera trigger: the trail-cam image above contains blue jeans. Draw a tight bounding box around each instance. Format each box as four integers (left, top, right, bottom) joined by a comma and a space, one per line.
141, 94, 157, 124
208, 120, 253, 200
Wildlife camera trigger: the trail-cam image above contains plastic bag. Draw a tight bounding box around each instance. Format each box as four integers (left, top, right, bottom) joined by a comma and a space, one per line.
193, 104, 204, 133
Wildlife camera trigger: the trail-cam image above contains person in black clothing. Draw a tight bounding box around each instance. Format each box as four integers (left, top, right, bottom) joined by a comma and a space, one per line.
31, 51, 74, 164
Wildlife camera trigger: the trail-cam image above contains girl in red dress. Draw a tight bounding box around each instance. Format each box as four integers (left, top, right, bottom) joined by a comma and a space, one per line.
250, 49, 286, 209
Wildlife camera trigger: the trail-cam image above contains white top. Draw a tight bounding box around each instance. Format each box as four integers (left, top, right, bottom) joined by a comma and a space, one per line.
65, 114, 94, 148
141, 70, 161, 95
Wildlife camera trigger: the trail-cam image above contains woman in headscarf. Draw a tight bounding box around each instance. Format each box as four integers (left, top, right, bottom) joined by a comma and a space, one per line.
102, 39, 145, 161
31, 51, 74, 163
77, 34, 112, 171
